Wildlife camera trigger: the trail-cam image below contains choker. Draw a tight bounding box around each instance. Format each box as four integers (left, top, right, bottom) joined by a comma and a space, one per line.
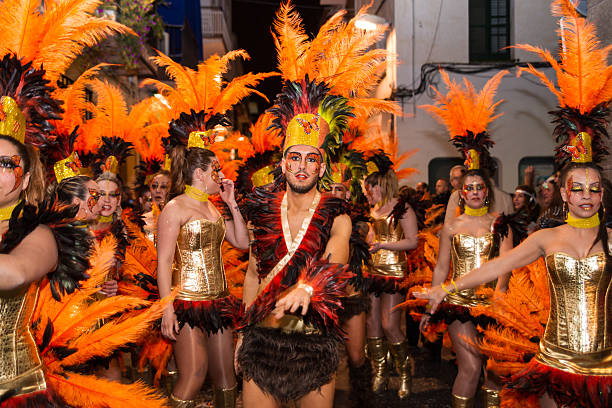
98, 214, 114, 223
566, 212, 600, 229
464, 205, 488, 216
185, 185, 209, 202
0, 200, 21, 221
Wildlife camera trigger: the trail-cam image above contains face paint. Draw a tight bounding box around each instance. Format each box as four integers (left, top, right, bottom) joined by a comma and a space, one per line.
462, 182, 486, 194
286, 152, 321, 174
211, 160, 222, 184
0, 155, 23, 193
87, 188, 100, 212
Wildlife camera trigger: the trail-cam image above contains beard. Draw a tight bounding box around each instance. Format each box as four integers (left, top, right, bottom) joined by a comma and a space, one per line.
287, 175, 318, 194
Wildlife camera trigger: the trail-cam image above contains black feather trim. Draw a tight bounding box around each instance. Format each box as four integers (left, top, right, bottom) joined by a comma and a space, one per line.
493, 209, 530, 247
174, 296, 242, 334
164, 110, 230, 149
92, 136, 134, 177
235, 149, 282, 197
451, 130, 496, 174
0, 199, 92, 300
364, 149, 393, 176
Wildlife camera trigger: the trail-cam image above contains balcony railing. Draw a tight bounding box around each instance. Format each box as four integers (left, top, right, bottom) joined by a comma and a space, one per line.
201, 8, 232, 50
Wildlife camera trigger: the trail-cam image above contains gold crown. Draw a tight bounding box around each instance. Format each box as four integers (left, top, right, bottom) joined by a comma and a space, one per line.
251, 164, 276, 187
54, 152, 82, 183
564, 131, 592, 163
162, 154, 171, 171
0, 97, 25, 143
366, 161, 379, 175
464, 149, 480, 170
100, 155, 119, 174
284, 113, 329, 154
188, 130, 215, 149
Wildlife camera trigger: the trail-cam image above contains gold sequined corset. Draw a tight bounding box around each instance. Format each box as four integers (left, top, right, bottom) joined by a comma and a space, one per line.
446, 233, 497, 307
172, 217, 229, 301
537, 252, 612, 375
0, 283, 46, 398
368, 216, 407, 278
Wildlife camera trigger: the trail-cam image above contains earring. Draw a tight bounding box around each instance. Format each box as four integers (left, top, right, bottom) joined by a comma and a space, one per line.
563, 201, 568, 218
484, 196, 490, 207
458, 195, 465, 207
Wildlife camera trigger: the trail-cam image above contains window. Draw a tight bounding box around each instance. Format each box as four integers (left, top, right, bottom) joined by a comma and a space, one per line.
518, 156, 555, 188
469, 0, 511, 62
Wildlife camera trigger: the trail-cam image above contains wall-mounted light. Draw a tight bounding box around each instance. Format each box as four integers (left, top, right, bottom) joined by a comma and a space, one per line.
354, 14, 389, 31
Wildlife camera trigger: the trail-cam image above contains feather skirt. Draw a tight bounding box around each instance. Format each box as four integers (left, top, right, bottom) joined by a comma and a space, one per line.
0, 390, 68, 408
506, 358, 612, 408
237, 326, 340, 403
174, 295, 241, 334
338, 294, 370, 323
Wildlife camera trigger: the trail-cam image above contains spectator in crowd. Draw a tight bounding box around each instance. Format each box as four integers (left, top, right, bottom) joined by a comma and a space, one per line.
449, 165, 466, 191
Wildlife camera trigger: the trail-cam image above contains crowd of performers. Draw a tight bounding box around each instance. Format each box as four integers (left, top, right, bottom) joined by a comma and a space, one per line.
0, 0, 610, 407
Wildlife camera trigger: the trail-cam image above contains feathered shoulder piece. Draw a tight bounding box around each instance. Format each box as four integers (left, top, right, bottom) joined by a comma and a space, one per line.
364, 149, 394, 176
268, 76, 354, 187
419, 69, 508, 172
514, 0, 612, 167
0, 199, 92, 300
164, 110, 230, 150
0, 54, 63, 148
92, 136, 134, 178
493, 210, 530, 247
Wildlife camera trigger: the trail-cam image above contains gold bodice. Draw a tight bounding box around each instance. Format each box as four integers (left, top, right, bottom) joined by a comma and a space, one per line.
172, 217, 229, 301
368, 216, 406, 278
537, 252, 611, 375
447, 233, 497, 307
0, 283, 46, 398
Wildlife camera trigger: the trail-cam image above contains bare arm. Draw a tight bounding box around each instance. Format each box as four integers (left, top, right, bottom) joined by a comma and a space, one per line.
431, 223, 452, 287
0, 226, 58, 290
156, 201, 183, 340
495, 228, 513, 292
219, 179, 249, 249
322, 213, 352, 263
416, 229, 546, 312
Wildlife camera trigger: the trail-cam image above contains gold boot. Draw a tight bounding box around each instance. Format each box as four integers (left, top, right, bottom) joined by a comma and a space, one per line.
482, 386, 501, 408
451, 394, 475, 408
367, 337, 388, 393
169, 394, 197, 408
213, 385, 238, 408
389, 340, 412, 399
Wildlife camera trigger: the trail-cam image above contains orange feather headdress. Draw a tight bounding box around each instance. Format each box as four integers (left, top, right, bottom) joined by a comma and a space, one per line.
419, 69, 508, 172
514, 0, 612, 166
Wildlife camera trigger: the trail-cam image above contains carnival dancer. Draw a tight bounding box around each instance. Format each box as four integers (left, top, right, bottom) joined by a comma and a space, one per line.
157, 112, 249, 408
418, 69, 513, 408
418, 2, 612, 407
236, 75, 354, 408
361, 151, 418, 399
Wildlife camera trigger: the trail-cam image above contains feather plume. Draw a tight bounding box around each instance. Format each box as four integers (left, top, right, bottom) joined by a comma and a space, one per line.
249, 112, 281, 153
273, 1, 310, 81
515, 0, 612, 113
46, 372, 167, 408
0, 0, 134, 83
419, 69, 508, 137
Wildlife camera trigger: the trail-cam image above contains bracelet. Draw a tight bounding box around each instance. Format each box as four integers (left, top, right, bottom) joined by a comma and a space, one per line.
441, 283, 456, 296
298, 283, 314, 297
450, 278, 459, 293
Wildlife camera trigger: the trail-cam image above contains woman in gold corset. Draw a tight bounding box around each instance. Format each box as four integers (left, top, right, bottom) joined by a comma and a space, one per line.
419, 168, 512, 407
157, 126, 249, 408
363, 161, 418, 400
418, 162, 611, 408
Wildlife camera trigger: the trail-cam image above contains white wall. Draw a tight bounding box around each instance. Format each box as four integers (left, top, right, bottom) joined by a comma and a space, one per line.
360, 0, 561, 192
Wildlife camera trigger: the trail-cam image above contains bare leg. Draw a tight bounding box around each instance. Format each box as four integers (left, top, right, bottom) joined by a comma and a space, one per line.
539, 393, 558, 408
448, 320, 482, 398
242, 379, 279, 408
380, 293, 405, 343
297, 379, 335, 408
95, 357, 123, 381
343, 312, 366, 366
366, 294, 382, 338
173, 325, 208, 400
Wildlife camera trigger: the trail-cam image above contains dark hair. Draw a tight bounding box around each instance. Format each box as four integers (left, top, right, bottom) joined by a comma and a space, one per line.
0, 134, 46, 206
459, 169, 495, 211
169, 146, 216, 198
559, 162, 610, 258
52, 175, 93, 205
365, 169, 399, 204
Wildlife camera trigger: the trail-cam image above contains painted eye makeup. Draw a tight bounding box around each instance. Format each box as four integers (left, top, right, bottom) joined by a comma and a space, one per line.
100, 191, 120, 199
463, 183, 485, 192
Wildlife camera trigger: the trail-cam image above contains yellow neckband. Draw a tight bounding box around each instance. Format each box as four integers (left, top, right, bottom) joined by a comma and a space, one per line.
464, 205, 488, 216
566, 212, 600, 229
185, 185, 209, 202
0, 200, 21, 221
98, 214, 114, 223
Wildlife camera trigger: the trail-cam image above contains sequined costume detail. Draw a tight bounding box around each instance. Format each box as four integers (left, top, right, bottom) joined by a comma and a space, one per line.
446, 233, 497, 307
0, 284, 46, 398
368, 216, 406, 278
536, 252, 611, 375
172, 217, 229, 301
